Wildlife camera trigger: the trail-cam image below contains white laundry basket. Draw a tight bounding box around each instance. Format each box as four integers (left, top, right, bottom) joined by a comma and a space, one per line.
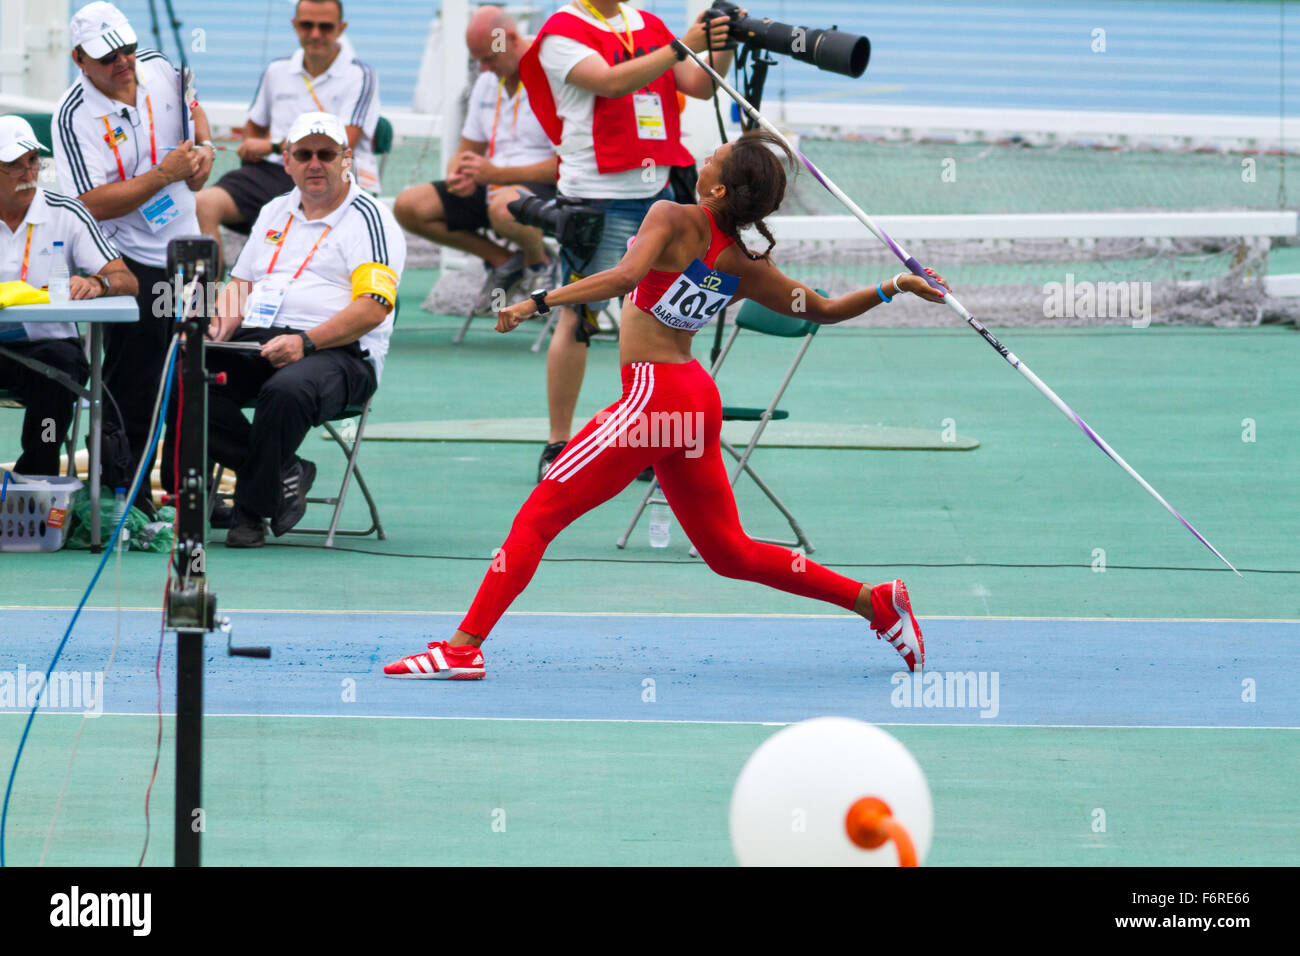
0, 475, 83, 552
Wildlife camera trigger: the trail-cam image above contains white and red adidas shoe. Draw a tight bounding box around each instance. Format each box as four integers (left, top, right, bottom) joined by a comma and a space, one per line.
870, 580, 925, 672
383, 641, 485, 680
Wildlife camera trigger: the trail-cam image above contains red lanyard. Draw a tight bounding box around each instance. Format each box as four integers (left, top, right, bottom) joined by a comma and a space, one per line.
265, 216, 331, 278
101, 95, 157, 182
19, 224, 33, 283
488, 78, 523, 160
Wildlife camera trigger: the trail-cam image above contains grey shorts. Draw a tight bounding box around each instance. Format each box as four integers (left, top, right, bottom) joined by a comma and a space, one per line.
558, 187, 673, 324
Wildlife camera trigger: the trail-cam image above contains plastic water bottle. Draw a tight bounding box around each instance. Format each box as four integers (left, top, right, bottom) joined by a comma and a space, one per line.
113, 487, 128, 551
47, 242, 70, 302
649, 503, 671, 548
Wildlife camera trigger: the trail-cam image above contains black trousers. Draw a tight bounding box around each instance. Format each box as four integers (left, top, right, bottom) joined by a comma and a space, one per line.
0, 338, 89, 475
164, 327, 376, 519
109, 257, 173, 510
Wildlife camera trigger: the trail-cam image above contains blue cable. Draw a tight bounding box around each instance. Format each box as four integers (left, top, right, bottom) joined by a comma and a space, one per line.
1, 339, 179, 867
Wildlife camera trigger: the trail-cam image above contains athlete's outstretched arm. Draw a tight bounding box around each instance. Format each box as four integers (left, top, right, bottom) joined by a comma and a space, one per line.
736, 256, 949, 323
495, 201, 680, 332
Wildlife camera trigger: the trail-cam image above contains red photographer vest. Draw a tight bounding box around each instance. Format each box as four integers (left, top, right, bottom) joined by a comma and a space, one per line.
520, 7, 695, 175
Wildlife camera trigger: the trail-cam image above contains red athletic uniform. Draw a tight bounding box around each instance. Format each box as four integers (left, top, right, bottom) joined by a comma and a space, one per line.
458, 211, 864, 638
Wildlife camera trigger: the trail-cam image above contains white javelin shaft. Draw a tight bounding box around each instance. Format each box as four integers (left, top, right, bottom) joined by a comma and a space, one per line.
680, 46, 1240, 575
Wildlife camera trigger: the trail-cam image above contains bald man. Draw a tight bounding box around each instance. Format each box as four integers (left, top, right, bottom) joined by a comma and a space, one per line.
393, 7, 558, 313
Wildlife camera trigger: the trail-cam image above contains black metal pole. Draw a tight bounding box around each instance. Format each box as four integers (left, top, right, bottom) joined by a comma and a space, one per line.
174, 629, 203, 866
164, 238, 220, 867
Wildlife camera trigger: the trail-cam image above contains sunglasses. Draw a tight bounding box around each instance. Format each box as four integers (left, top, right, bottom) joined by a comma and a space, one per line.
0, 154, 41, 176
89, 42, 137, 66
294, 20, 338, 34
290, 148, 340, 163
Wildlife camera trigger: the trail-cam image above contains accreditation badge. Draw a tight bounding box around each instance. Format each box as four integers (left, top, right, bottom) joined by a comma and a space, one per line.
633, 93, 667, 141
242, 275, 290, 328
139, 184, 183, 233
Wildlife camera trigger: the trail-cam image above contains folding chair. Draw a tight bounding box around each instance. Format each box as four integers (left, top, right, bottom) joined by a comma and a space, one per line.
528, 299, 621, 352
371, 116, 394, 192
453, 238, 564, 346
616, 296, 823, 554
0, 389, 78, 476
292, 396, 386, 547
0, 333, 86, 479
211, 396, 385, 548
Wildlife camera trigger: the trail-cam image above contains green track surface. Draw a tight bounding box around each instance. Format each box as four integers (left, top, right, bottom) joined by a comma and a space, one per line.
4, 717, 1294, 866
3, 290, 1296, 618
3, 279, 1297, 866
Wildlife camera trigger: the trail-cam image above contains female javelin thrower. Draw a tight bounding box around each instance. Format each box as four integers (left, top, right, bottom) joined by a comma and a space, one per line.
385, 129, 950, 681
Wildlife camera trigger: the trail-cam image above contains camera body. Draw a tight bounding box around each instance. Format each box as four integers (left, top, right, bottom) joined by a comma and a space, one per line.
707, 0, 870, 78
507, 190, 606, 264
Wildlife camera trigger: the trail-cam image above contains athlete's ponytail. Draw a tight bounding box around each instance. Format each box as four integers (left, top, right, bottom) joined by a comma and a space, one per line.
716, 128, 796, 260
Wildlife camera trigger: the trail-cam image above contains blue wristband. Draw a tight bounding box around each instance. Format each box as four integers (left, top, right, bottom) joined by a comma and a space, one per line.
876, 282, 892, 304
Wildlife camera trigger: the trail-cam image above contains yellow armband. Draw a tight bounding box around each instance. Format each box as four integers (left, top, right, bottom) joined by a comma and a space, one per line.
351, 262, 398, 309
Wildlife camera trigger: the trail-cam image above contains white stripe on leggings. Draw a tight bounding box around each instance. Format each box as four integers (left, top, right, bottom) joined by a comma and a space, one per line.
547, 363, 655, 484
546, 364, 648, 482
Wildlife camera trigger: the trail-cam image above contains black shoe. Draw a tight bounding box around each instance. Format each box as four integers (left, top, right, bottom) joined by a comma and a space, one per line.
210, 496, 234, 529
271, 457, 317, 537
537, 441, 566, 483
225, 507, 266, 548
636, 466, 654, 482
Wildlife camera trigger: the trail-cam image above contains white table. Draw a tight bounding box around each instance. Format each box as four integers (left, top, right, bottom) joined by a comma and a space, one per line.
3, 297, 139, 552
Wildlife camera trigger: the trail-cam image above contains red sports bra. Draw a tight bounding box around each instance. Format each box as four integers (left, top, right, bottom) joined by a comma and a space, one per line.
629, 207, 735, 316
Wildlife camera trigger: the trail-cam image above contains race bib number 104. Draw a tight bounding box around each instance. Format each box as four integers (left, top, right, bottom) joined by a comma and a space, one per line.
650, 259, 739, 331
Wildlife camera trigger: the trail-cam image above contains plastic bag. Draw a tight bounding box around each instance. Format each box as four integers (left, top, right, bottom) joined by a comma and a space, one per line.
64, 487, 175, 553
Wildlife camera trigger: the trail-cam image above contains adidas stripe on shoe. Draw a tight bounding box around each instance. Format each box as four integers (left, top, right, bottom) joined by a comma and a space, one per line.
870, 579, 925, 672
384, 641, 485, 680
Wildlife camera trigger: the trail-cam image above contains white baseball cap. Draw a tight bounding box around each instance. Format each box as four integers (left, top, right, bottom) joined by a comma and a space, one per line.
285, 111, 348, 147
70, 2, 138, 59
0, 116, 51, 163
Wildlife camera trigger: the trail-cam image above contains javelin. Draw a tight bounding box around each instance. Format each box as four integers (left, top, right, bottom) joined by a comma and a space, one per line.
680, 46, 1239, 575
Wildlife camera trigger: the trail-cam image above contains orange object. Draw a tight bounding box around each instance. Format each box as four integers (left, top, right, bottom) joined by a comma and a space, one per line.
845, 796, 918, 866
676, 91, 687, 113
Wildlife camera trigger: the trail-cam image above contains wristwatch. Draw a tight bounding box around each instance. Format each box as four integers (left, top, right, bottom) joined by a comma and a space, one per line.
670, 38, 689, 61
94, 273, 111, 295
296, 329, 317, 355
530, 289, 551, 315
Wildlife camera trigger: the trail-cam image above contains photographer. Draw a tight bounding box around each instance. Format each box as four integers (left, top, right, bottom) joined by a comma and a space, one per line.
518, 0, 736, 481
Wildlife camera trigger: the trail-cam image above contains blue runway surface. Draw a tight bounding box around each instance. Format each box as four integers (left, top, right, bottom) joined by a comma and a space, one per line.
4, 609, 1296, 727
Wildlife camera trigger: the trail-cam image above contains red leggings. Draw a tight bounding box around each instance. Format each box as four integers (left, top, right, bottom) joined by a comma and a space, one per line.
459, 360, 863, 638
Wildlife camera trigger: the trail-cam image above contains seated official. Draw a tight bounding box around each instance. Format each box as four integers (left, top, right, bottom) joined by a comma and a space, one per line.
0, 115, 137, 476
393, 6, 557, 312
189, 112, 405, 548
196, 0, 381, 270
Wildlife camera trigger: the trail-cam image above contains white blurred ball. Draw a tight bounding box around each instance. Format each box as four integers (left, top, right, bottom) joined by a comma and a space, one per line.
730, 717, 933, 866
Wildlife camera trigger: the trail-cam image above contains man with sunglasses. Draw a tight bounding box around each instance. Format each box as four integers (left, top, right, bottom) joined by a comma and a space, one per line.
0, 116, 137, 477
196, 0, 381, 272
52, 1, 213, 513
192, 112, 404, 548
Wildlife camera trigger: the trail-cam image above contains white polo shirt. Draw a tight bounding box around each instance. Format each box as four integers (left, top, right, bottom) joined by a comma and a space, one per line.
537, 4, 670, 198
231, 181, 406, 383
52, 49, 199, 269
0, 188, 119, 343
247, 47, 382, 192
461, 68, 555, 189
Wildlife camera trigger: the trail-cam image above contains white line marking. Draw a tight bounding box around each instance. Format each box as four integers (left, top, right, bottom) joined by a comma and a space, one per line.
4, 607, 1298, 624
5, 713, 1297, 730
